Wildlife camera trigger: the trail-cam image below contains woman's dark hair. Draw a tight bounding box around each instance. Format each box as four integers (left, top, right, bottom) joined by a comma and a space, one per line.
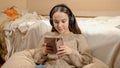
49, 4, 81, 34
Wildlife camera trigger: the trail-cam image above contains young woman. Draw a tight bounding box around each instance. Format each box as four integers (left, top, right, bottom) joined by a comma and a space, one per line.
2, 4, 109, 68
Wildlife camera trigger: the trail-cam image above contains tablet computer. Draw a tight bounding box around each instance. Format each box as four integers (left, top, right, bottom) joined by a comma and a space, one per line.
44, 36, 63, 53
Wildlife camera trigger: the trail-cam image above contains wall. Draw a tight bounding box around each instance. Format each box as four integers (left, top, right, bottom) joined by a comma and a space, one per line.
0, 0, 27, 11
0, 0, 120, 16
27, 0, 120, 16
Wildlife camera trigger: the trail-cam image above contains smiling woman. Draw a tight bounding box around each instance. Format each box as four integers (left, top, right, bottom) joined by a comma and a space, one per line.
0, 0, 120, 68
52, 11, 70, 34
1, 4, 109, 68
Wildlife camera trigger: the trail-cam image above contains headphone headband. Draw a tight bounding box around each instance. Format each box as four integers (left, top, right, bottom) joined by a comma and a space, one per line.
49, 4, 75, 28
50, 4, 73, 18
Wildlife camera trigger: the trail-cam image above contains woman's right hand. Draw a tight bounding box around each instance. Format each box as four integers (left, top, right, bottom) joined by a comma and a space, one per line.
43, 43, 54, 54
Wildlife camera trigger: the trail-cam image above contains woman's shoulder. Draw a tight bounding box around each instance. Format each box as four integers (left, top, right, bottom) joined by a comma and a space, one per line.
44, 32, 58, 36
73, 33, 85, 38
73, 33, 86, 40
43, 32, 86, 39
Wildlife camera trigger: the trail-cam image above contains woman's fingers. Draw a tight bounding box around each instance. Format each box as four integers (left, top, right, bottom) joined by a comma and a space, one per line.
45, 45, 54, 54
57, 46, 66, 56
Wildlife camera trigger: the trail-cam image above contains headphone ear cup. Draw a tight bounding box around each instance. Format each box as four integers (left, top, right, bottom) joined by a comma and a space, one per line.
50, 18, 53, 26
70, 15, 74, 26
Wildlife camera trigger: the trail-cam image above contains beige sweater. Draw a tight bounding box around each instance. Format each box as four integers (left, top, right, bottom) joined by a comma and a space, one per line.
33, 32, 93, 68
2, 32, 109, 68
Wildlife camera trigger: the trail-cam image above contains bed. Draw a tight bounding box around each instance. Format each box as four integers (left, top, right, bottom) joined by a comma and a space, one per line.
0, 11, 120, 68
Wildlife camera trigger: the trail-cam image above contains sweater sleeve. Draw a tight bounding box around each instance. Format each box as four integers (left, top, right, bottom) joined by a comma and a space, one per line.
32, 35, 48, 65
68, 34, 93, 67
32, 32, 58, 64
33, 48, 47, 65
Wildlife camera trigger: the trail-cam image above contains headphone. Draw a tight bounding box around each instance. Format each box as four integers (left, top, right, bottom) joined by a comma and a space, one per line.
49, 4, 75, 27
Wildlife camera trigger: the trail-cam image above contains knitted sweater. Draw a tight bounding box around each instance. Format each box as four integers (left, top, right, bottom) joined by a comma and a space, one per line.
33, 32, 93, 68
2, 32, 108, 68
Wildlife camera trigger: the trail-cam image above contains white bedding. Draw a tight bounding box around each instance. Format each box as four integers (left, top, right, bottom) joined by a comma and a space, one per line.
76, 16, 120, 27
77, 17, 120, 68
78, 21, 120, 67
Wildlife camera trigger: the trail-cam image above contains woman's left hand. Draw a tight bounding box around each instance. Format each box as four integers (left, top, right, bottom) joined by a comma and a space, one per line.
57, 45, 73, 57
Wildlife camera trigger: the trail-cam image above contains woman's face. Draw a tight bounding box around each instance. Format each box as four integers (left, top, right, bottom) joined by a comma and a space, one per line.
52, 11, 70, 34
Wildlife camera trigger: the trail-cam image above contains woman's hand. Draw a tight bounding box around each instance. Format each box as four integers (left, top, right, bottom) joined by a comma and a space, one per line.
57, 45, 73, 57
43, 43, 54, 55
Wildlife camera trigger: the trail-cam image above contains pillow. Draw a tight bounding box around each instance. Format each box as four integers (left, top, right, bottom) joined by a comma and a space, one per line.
2, 6, 22, 18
